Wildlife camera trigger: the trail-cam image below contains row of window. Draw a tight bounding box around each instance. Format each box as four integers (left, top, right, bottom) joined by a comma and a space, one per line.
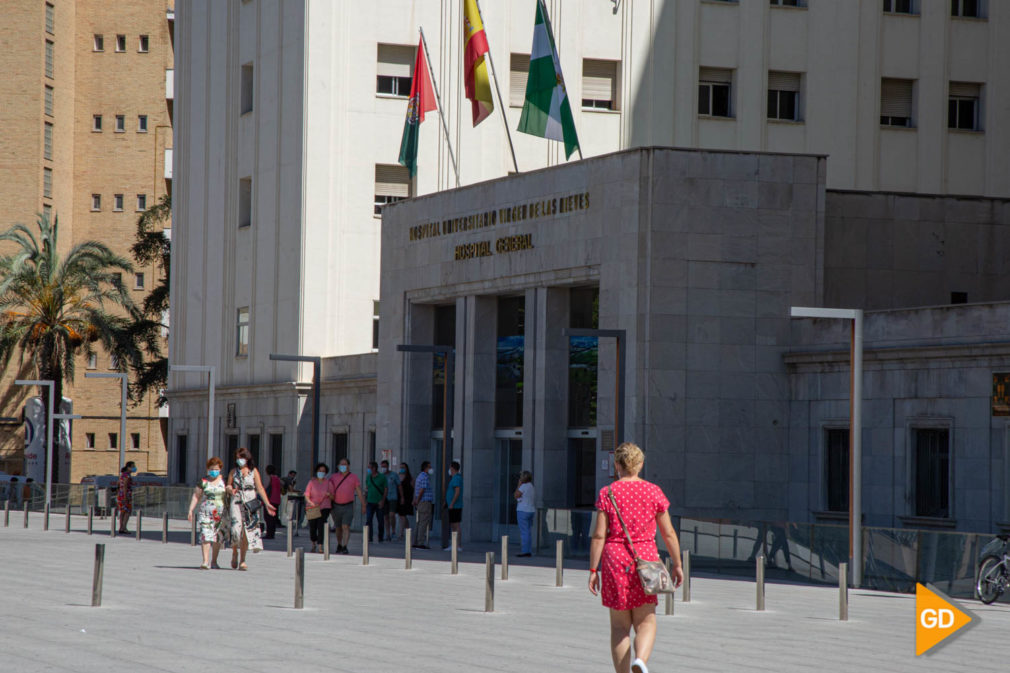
93, 34, 150, 53
92, 114, 149, 133
83, 432, 142, 451
234, 300, 381, 357
91, 193, 148, 212
721, 0, 987, 19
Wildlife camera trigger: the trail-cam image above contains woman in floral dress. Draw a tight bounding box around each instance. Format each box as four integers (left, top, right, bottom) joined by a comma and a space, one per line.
226, 447, 276, 571
187, 456, 228, 569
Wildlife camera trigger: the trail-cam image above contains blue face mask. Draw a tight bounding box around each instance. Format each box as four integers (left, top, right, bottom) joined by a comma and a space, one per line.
338, 465, 348, 473
366, 468, 372, 475
130, 467, 137, 473
399, 468, 406, 474
208, 470, 220, 478
316, 471, 327, 480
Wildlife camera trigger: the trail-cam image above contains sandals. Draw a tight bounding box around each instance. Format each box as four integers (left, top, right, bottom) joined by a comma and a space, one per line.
200, 563, 210, 570
211, 562, 221, 569
239, 562, 248, 571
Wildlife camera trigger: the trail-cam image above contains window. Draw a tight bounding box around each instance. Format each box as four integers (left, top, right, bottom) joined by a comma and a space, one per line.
139, 35, 150, 53
374, 164, 410, 216
568, 287, 599, 428
43, 168, 52, 198
767, 71, 801, 121
699, 67, 732, 117
951, 0, 983, 18
45, 40, 54, 78
93, 114, 102, 132
42, 204, 51, 219
93, 34, 104, 52
136, 194, 147, 211
951, 291, 968, 304
113, 194, 124, 211
582, 59, 618, 110
948, 82, 981, 131
91, 194, 101, 211
176, 435, 189, 484
238, 177, 252, 227
138, 115, 148, 132
376, 44, 414, 97
883, 0, 917, 13
880, 78, 914, 127
85, 433, 95, 449
115, 114, 125, 132
44, 122, 53, 160
236, 307, 249, 356
914, 428, 950, 518
269, 434, 283, 472
510, 54, 530, 107
770, 0, 805, 5
45, 3, 54, 33
240, 63, 254, 114
332, 432, 348, 465
87, 353, 97, 369
131, 433, 140, 450
109, 433, 118, 450
44, 86, 53, 116
115, 34, 126, 52
134, 272, 145, 289
825, 428, 849, 512
372, 300, 380, 351
111, 272, 122, 288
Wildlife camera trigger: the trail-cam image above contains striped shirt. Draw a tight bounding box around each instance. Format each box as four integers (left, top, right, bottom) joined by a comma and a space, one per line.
414, 471, 434, 503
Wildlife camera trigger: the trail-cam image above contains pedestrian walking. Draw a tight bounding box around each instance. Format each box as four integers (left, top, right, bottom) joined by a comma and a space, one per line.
21, 478, 33, 507
588, 443, 684, 673
304, 463, 333, 553
412, 461, 434, 549
226, 447, 276, 571
514, 470, 535, 557
395, 463, 413, 539
7, 477, 19, 509
382, 460, 398, 541
263, 465, 283, 539
328, 458, 364, 554
443, 461, 463, 551
187, 457, 228, 569
364, 461, 387, 543
117, 461, 137, 534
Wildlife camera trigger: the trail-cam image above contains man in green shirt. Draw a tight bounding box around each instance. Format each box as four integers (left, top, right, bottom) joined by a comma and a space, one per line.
364, 461, 387, 543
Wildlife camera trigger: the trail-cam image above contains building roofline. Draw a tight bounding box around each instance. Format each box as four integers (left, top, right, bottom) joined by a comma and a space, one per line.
827, 187, 1010, 203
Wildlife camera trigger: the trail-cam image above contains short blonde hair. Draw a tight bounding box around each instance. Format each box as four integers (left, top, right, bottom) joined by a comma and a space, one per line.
614, 442, 644, 472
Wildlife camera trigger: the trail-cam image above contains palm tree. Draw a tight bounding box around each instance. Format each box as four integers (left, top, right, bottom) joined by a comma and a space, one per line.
127, 194, 170, 406
0, 214, 147, 481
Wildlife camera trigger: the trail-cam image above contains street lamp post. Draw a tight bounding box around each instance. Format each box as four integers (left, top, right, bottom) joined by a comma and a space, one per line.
269, 354, 321, 468
561, 328, 627, 447
169, 364, 216, 463
397, 344, 455, 549
14, 379, 54, 508
790, 306, 864, 588
85, 373, 128, 472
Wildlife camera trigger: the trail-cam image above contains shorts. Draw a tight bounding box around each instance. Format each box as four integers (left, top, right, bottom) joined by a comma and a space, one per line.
448, 508, 463, 524
331, 502, 354, 527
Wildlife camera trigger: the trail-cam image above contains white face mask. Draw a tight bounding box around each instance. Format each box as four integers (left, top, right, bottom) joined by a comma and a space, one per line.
448, 470, 453, 476
427, 468, 434, 475
236, 458, 247, 467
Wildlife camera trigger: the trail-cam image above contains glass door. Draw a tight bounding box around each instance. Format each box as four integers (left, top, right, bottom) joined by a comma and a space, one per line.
494, 438, 523, 539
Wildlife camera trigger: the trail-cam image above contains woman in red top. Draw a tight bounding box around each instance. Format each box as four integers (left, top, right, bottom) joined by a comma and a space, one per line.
589, 443, 684, 673
117, 461, 136, 534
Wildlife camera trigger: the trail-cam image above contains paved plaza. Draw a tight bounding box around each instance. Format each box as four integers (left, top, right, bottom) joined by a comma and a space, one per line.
1, 513, 1008, 672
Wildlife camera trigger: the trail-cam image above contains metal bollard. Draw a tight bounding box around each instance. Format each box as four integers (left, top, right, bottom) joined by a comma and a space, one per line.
756, 554, 766, 611
4, 500, 8, 527
451, 531, 458, 575
44, 503, 50, 531
286, 515, 293, 557
363, 526, 370, 566
294, 548, 305, 609
91, 544, 105, 607
665, 558, 675, 615
88, 505, 93, 535
484, 552, 495, 612
405, 528, 412, 570
162, 513, 169, 544
323, 524, 330, 560
501, 535, 509, 581
190, 514, 197, 546
839, 562, 848, 621
110, 509, 117, 538
65, 504, 70, 533
682, 550, 691, 602
555, 539, 564, 587
23, 502, 28, 529
136, 509, 142, 541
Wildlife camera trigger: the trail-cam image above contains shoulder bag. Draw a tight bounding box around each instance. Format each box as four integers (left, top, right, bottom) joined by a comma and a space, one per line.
607, 485, 675, 595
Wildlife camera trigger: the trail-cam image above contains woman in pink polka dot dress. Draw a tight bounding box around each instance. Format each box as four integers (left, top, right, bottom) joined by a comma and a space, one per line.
589, 443, 684, 673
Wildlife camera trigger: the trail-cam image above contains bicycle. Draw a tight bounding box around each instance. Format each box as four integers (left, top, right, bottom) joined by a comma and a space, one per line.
976, 534, 1010, 604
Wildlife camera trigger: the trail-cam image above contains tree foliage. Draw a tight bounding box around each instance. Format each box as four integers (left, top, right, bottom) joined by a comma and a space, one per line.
127, 194, 171, 406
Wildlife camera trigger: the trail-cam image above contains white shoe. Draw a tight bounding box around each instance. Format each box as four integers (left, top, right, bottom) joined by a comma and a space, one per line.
631, 658, 649, 673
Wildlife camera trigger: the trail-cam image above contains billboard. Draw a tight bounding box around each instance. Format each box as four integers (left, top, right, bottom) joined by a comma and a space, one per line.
23, 396, 73, 483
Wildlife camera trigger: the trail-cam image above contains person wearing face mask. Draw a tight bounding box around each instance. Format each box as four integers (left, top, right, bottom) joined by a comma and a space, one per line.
395, 463, 413, 540
411, 461, 435, 549
303, 463, 333, 553
225, 448, 276, 570
442, 461, 464, 551
117, 461, 137, 534
188, 457, 228, 569
364, 461, 387, 543
327, 458, 364, 555
381, 460, 398, 541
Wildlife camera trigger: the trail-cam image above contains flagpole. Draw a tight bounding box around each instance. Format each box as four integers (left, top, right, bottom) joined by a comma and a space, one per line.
420, 27, 460, 188
537, 0, 582, 160
473, 0, 520, 174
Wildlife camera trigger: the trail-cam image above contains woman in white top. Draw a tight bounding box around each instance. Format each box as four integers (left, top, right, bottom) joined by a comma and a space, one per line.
514, 470, 536, 557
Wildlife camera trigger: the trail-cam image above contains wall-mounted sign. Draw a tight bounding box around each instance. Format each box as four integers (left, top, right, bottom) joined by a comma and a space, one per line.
454, 233, 535, 261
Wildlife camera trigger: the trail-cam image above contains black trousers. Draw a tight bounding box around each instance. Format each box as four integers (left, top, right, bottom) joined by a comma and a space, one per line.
264, 505, 280, 538
309, 508, 332, 544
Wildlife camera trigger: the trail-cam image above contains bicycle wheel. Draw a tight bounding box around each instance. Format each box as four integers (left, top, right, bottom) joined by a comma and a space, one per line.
976, 556, 1005, 604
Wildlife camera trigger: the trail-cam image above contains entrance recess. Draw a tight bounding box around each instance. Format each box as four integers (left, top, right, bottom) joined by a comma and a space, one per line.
494, 430, 523, 539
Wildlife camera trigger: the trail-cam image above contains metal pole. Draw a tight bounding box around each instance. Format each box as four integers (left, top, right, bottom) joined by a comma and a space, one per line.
311, 360, 320, 468
485, 552, 495, 612
451, 530, 459, 575
682, 550, 691, 602
756, 555, 766, 611
839, 561, 849, 621
46, 383, 53, 510
4, 499, 8, 527
501, 535, 509, 581
44, 502, 49, 531
23, 502, 28, 528
324, 523, 330, 561
119, 376, 127, 473
664, 558, 674, 616
136, 509, 142, 541
190, 514, 197, 546
852, 312, 863, 588
88, 505, 93, 535
294, 548, 304, 609
363, 525, 370, 565
110, 508, 117, 537
286, 514, 293, 557
208, 367, 215, 462
555, 539, 564, 587
65, 504, 70, 533
405, 528, 412, 570
162, 512, 168, 543
418, 27, 460, 187
473, 0, 519, 173
91, 543, 105, 607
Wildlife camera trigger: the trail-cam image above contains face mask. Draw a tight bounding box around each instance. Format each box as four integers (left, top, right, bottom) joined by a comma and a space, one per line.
338, 465, 348, 473
366, 468, 372, 475
316, 471, 327, 480
130, 467, 137, 473
427, 468, 434, 475
208, 470, 220, 478
236, 458, 247, 467
381, 468, 387, 474
399, 469, 406, 474
448, 470, 453, 476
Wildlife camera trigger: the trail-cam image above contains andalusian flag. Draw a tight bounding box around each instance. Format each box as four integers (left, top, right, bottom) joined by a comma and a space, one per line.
397, 38, 437, 178
518, 0, 580, 159
463, 0, 493, 126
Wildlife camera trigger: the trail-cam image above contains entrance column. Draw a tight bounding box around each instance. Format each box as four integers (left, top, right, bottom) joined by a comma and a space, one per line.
531, 287, 570, 507
460, 295, 496, 540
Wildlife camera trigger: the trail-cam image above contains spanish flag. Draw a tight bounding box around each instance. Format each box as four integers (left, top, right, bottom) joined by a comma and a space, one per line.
463, 0, 493, 126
